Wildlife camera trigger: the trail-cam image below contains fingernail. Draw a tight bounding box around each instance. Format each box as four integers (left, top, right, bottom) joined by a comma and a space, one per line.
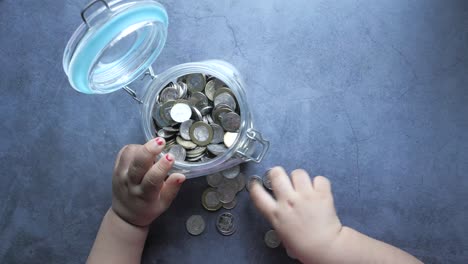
155, 137, 164, 146
176, 178, 185, 184
165, 154, 173, 162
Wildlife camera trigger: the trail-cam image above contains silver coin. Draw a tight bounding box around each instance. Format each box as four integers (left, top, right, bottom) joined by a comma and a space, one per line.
235, 173, 246, 192
152, 104, 171, 128
190, 105, 203, 121
207, 144, 228, 156
222, 196, 237, 210
170, 103, 192, 123
168, 144, 186, 161
157, 128, 176, 139
219, 112, 241, 132
263, 169, 273, 190
214, 92, 236, 110
212, 107, 232, 124
222, 165, 240, 179
186, 146, 207, 157
206, 173, 223, 187
180, 120, 194, 141
176, 136, 197, 150
186, 73, 206, 93
224, 132, 238, 148
160, 101, 176, 124
216, 212, 236, 236
186, 155, 204, 162
207, 114, 215, 124
186, 215, 205, 236
264, 230, 281, 248
210, 124, 224, 144
189, 121, 213, 146
189, 92, 209, 109
216, 182, 237, 203
162, 126, 179, 133
159, 86, 179, 102
200, 105, 213, 116
204, 79, 217, 101
246, 175, 263, 192
177, 81, 188, 99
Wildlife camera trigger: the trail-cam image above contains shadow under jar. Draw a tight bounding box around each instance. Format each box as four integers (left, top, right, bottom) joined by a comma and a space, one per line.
63, 0, 269, 178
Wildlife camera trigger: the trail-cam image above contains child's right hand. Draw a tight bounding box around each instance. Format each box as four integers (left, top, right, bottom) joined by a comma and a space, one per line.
250, 167, 343, 263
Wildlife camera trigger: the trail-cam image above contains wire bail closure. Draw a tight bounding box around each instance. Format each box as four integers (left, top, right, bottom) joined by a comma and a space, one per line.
81, 0, 111, 27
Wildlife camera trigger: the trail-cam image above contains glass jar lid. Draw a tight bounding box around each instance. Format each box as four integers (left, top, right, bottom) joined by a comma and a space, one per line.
63, 0, 168, 94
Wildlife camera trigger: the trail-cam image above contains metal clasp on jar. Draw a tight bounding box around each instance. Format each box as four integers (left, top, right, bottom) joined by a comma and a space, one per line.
237, 128, 269, 163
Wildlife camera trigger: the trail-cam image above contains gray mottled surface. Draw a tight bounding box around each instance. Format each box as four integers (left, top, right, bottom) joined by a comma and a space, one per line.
1, 0, 468, 263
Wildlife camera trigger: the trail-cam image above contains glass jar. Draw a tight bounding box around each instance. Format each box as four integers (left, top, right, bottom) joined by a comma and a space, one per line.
63, 0, 269, 178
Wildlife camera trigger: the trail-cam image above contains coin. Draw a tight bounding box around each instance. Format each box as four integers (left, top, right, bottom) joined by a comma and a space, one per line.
170, 103, 192, 123
186, 146, 206, 158
186, 215, 205, 236
222, 196, 237, 210
263, 169, 273, 190
177, 81, 188, 99
246, 175, 263, 192
222, 165, 240, 179
219, 112, 241, 132
157, 128, 176, 139
216, 182, 237, 203
190, 105, 203, 121
204, 79, 217, 101
186, 73, 206, 93
216, 212, 236, 236
189, 121, 214, 146
212, 106, 232, 124
160, 101, 176, 123
189, 92, 209, 109
214, 92, 237, 111
207, 144, 228, 156
176, 136, 197, 150
235, 173, 246, 192
179, 120, 193, 140
202, 188, 222, 211
200, 105, 213, 116
264, 230, 281, 248
168, 144, 186, 161
206, 173, 223, 187
214, 87, 236, 101
159, 86, 179, 102
207, 114, 215, 124
162, 126, 179, 133
224, 132, 238, 148
208, 123, 224, 144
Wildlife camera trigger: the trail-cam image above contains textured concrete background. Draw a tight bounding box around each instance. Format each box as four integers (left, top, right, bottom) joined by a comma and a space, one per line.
1, 0, 468, 263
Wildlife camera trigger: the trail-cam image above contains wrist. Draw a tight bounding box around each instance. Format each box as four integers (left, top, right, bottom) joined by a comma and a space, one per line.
107, 208, 149, 237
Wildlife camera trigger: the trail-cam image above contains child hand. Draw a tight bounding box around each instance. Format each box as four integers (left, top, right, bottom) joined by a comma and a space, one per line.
249, 167, 342, 263
111, 138, 186, 227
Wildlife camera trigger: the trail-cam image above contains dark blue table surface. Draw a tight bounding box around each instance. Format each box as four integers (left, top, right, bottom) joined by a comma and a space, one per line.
1, 0, 467, 263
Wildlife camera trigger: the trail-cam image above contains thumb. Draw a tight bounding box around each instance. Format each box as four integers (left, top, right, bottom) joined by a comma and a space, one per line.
158, 173, 186, 210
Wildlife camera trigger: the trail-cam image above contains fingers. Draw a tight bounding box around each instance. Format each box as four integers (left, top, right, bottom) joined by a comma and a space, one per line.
127, 138, 166, 184
290, 169, 313, 193
140, 153, 175, 198
158, 173, 186, 209
269, 167, 295, 200
249, 180, 277, 222
313, 176, 331, 193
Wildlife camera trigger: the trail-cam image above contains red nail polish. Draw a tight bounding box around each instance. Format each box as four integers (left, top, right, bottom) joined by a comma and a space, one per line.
176, 179, 184, 184
165, 154, 173, 162
155, 137, 164, 145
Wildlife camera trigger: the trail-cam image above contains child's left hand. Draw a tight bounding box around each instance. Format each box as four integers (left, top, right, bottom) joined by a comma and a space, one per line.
111, 138, 186, 227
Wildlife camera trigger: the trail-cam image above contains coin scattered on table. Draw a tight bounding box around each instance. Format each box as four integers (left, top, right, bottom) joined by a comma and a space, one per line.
264, 229, 281, 248
186, 215, 205, 236
222, 165, 240, 179
263, 168, 273, 190
222, 196, 237, 210
216, 212, 236, 236
246, 175, 263, 192
202, 187, 222, 211
152, 74, 241, 163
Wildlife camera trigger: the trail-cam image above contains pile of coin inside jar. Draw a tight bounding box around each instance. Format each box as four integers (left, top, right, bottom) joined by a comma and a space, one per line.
152, 73, 241, 162
185, 168, 296, 258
